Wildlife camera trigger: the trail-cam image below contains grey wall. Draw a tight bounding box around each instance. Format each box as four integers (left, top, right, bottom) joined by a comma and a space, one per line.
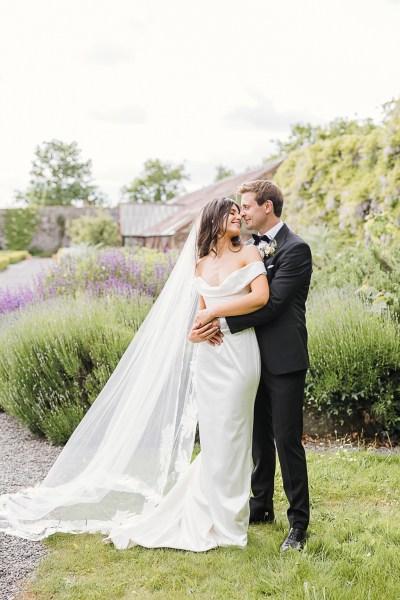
0, 206, 119, 253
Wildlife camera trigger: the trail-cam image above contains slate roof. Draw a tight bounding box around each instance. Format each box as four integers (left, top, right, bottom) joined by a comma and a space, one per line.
118, 203, 182, 237
145, 159, 283, 237
119, 158, 282, 238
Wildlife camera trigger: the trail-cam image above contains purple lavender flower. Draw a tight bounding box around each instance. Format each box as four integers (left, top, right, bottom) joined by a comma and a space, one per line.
0, 247, 178, 315
0, 286, 36, 313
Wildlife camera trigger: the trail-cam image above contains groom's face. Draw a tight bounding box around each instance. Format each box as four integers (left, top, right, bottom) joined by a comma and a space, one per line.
240, 192, 271, 233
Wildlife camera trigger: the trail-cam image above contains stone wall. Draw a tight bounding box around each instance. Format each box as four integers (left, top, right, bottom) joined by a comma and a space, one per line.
0, 206, 119, 253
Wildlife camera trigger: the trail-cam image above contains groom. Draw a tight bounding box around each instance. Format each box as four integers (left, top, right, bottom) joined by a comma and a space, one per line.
189, 180, 312, 552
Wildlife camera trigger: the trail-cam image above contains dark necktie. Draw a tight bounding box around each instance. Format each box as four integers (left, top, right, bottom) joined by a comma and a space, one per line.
252, 233, 271, 246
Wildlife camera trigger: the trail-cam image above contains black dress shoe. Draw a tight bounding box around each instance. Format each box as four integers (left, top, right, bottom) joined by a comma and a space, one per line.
280, 528, 306, 552
249, 510, 275, 524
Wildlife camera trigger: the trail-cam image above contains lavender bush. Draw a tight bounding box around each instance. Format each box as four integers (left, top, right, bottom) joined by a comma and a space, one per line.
0, 247, 178, 315
0, 293, 154, 443
306, 288, 400, 438
0, 285, 36, 313
0, 246, 179, 442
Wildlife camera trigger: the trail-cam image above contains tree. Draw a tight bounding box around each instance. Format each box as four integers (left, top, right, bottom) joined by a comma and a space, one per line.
66, 211, 121, 246
270, 117, 376, 157
122, 158, 189, 203
214, 164, 235, 181
17, 140, 103, 206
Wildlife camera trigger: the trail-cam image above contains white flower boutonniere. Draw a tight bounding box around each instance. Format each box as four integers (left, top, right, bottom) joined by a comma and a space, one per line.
259, 239, 277, 259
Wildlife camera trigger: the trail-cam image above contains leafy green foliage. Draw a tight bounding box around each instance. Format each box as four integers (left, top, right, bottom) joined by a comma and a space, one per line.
275, 101, 400, 242
3, 206, 40, 250
0, 250, 30, 271
0, 294, 153, 444
0, 256, 8, 271
306, 226, 400, 316
26, 247, 54, 257
17, 139, 103, 206
306, 289, 400, 437
0, 250, 29, 271
122, 158, 189, 203
66, 211, 121, 246
0, 250, 30, 263
271, 117, 376, 156
214, 164, 235, 181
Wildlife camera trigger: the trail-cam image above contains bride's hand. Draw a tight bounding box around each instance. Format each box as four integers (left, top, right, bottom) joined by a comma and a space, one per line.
195, 308, 216, 327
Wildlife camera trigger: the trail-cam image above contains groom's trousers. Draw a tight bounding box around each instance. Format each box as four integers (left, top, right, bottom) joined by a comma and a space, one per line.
250, 365, 310, 531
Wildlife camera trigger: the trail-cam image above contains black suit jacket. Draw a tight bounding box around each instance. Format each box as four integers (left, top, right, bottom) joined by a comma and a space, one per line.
226, 224, 312, 375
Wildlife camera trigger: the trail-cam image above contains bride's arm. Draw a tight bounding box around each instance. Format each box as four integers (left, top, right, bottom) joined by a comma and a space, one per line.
195, 273, 269, 327
189, 294, 222, 342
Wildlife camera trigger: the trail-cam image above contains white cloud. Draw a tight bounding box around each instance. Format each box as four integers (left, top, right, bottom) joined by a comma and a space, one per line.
85, 43, 135, 66
90, 104, 147, 124
0, 0, 399, 207
224, 93, 312, 131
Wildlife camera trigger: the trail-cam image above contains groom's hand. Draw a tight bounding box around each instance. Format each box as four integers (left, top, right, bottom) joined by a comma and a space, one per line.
188, 319, 223, 345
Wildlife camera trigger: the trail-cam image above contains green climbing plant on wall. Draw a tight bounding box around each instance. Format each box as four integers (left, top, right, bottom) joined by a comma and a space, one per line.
4, 206, 41, 250
274, 99, 400, 244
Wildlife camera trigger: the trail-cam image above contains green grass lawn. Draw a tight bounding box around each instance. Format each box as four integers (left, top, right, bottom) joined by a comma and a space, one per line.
23, 449, 400, 600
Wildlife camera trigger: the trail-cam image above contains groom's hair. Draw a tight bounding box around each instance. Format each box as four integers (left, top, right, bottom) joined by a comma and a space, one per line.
238, 180, 284, 217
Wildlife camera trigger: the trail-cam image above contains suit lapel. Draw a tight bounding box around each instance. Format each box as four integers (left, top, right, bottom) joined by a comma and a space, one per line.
273, 223, 289, 248
263, 224, 289, 269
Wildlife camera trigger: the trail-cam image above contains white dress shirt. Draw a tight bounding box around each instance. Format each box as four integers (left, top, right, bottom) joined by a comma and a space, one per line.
260, 219, 284, 239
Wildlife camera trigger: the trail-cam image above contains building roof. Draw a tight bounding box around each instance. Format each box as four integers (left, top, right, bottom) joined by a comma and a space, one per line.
143, 159, 283, 237
118, 158, 283, 238
118, 202, 182, 237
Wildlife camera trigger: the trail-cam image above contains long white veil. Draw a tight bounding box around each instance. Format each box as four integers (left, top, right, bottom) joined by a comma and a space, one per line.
0, 225, 200, 540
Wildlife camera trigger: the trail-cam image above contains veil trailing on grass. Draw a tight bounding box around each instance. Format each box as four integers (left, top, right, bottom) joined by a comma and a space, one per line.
0, 226, 200, 540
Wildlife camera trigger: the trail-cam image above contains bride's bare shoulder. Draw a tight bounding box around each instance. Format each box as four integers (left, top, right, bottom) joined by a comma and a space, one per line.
240, 244, 262, 264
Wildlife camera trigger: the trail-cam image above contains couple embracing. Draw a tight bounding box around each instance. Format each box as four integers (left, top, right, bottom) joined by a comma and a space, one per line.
0, 180, 312, 555
187, 179, 311, 553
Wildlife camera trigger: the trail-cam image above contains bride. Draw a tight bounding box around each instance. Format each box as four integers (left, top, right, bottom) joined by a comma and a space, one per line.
0, 196, 269, 552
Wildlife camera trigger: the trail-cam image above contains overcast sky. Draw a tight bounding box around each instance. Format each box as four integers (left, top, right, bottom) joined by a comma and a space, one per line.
0, 0, 399, 207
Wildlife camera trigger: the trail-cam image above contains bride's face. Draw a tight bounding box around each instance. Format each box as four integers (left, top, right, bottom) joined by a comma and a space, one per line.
221, 204, 242, 238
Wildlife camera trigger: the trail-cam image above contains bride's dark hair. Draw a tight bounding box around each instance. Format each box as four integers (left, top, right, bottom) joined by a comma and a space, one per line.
196, 197, 243, 259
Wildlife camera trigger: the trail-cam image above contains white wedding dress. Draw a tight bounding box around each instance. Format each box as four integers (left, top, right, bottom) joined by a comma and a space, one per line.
0, 220, 264, 551
106, 261, 264, 551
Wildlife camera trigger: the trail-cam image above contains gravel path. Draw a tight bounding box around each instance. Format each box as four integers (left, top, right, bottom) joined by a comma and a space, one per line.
0, 258, 53, 291
0, 412, 61, 600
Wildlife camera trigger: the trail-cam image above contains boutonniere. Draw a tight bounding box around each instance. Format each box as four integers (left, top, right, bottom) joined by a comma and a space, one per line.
259, 239, 277, 259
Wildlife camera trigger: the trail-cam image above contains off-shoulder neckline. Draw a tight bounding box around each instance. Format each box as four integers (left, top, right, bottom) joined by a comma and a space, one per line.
196, 261, 264, 289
